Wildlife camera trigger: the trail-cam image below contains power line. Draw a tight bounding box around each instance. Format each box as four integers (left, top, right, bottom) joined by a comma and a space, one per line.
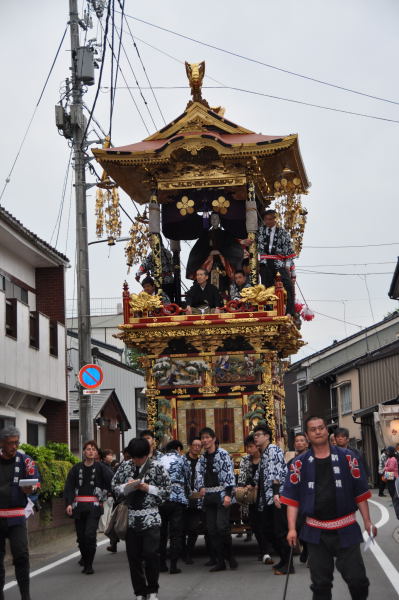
302, 242, 399, 249
118, 7, 167, 125
82, 0, 112, 146
298, 261, 396, 267
107, 84, 399, 125
296, 269, 392, 276
50, 148, 72, 246
98, 19, 151, 135
121, 12, 399, 108
311, 310, 363, 329
0, 25, 68, 204
112, 23, 158, 130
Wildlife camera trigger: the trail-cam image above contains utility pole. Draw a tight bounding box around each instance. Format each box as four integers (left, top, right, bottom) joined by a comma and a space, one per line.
68, 0, 94, 447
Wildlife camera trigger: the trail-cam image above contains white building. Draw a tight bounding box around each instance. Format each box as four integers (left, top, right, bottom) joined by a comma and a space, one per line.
67, 330, 146, 452
0, 207, 69, 444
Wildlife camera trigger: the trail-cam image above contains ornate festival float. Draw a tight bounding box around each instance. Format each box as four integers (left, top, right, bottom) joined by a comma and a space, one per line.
93, 62, 310, 463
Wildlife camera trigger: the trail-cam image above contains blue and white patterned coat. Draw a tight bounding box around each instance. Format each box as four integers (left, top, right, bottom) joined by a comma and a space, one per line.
255, 443, 287, 510
159, 451, 191, 506
257, 226, 296, 270
195, 447, 236, 502
112, 459, 171, 531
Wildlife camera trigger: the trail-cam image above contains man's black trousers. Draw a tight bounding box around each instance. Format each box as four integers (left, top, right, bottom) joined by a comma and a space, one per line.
126, 527, 160, 597
307, 530, 369, 600
204, 503, 234, 564
74, 510, 99, 568
259, 261, 295, 315
183, 506, 202, 557
259, 504, 291, 566
0, 520, 30, 597
159, 501, 184, 563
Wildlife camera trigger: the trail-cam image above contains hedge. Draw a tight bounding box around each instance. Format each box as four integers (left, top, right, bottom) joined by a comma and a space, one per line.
19, 442, 78, 502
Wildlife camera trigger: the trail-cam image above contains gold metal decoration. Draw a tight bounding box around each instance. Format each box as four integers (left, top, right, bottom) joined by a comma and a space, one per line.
176, 196, 195, 216
95, 137, 122, 242
146, 396, 157, 431
185, 61, 206, 103
129, 291, 162, 314
273, 170, 307, 255
212, 196, 230, 215
150, 233, 162, 291
125, 210, 150, 271
240, 284, 278, 306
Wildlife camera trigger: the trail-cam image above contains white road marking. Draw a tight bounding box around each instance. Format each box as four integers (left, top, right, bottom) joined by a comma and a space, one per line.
363, 498, 399, 596
4, 538, 109, 590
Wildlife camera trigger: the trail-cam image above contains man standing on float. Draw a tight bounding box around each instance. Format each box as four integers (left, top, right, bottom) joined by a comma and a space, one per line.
257, 209, 296, 316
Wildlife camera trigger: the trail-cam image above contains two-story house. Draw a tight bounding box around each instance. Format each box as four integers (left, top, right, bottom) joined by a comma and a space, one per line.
0, 207, 69, 444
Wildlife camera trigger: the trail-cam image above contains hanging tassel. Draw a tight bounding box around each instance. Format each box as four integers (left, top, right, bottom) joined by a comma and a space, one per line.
301, 305, 315, 321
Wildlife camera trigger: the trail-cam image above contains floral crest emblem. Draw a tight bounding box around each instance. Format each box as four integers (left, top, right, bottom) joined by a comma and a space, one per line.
289, 459, 302, 484
176, 196, 195, 216
346, 454, 360, 479
212, 196, 230, 215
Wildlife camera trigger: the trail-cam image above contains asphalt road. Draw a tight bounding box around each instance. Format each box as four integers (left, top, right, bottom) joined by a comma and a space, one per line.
4, 492, 399, 600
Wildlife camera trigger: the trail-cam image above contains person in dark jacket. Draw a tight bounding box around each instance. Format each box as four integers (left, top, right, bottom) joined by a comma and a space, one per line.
186, 269, 223, 314
0, 426, 39, 600
64, 440, 112, 574
282, 416, 376, 600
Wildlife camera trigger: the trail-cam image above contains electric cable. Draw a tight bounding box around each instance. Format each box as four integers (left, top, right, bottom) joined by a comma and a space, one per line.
112, 25, 158, 129
0, 25, 68, 204
81, 0, 112, 147
110, 0, 125, 136
50, 148, 73, 246
120, 11, 167, 125
302, 242, 399, 249
115, 33, 399, 125
108, 0, 116, 137
298, 261, 396, 268
122, 12, 399, 108
98, 19, 151, 134
296, 269, 392, 276
109, 84, 399, 125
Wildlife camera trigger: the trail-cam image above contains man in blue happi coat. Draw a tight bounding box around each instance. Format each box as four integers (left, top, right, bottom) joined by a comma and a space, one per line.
0, 427, 40, 600
281, 415, 376, 600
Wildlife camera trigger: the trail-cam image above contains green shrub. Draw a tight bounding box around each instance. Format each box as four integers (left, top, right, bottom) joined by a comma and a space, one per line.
19, 443, 76, 501
46, 442, 79, 464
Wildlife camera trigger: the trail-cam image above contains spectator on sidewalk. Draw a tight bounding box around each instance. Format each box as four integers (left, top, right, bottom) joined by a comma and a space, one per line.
0, 426, 39, 600
383, 446, 398, 501
378, 448, 387, 497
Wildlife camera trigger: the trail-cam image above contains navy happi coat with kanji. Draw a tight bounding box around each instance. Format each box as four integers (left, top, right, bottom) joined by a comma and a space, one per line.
281, 445, 371, 547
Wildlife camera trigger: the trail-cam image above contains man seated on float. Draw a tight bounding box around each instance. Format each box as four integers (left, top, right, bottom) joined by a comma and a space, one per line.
136, 244, 174, 302
185, 269, 223, 315
229, 270, 251, 301
142, 276, 171, 305
257, 209, 296, 316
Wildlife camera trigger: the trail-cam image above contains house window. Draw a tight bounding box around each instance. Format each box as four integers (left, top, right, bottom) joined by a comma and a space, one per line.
340, 383, 352, 415
27, 422, 46, 446
299, 390, 308, 416
49, 321, 58, 357
29, 311, 39, 349
0, 416, 16, 430
5, 298, 17, 339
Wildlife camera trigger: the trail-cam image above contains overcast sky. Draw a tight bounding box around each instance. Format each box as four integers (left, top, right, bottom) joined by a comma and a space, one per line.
1, 0, 399, 359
